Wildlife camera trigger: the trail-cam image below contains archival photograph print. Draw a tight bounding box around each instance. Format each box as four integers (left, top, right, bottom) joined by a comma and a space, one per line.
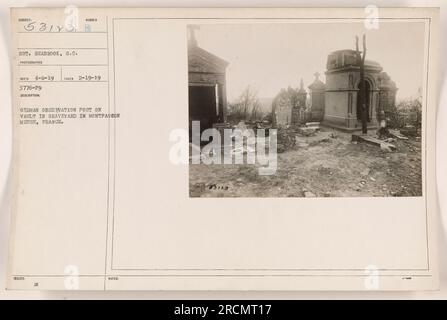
187, 22, 425, 198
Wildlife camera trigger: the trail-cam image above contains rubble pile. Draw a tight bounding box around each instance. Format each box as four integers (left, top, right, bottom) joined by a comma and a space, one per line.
276, 127, 299, 153
276, 123, 334, 153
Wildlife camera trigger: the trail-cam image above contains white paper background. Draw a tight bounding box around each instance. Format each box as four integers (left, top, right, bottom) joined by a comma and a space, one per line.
0, 0, 446, 299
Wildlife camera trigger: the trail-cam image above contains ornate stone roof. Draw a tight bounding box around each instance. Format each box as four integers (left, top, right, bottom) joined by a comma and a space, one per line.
326, 49, 383, 73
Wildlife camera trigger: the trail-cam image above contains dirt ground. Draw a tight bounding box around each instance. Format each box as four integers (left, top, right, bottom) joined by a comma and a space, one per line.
189, 128, 422, 198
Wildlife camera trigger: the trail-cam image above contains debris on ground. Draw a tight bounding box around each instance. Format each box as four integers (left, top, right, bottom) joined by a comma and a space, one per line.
360, 168, 370, 176
384, 138, 395, 143
389, 129, 409, 140
399, 125, 418, 137
297, 126, 317, 136
276, 128, 297, 153
305, 122, 321, 131
352, 134, 396, 151
304, 191, 316, 197
306, 131, 335, 146
230, 145, 256, 156
380, 143, 395, 153
190, 128, 422, 198
302, 188, 316, 197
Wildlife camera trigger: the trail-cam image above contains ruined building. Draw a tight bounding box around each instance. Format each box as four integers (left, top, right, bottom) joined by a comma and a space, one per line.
322, 49, 397, 131
188, 27, 228, 136
273, 79, 307, 126
273, 49, 398, 131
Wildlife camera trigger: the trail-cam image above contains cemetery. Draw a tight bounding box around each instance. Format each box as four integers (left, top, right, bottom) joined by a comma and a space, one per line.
188, 29, 422, 198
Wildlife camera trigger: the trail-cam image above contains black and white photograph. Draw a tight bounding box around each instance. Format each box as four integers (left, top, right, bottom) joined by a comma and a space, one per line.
188, 22, 425, 198
2, 5, 442, 295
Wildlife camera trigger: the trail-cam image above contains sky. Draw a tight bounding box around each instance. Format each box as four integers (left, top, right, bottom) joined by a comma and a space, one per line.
192, 22, 426, 103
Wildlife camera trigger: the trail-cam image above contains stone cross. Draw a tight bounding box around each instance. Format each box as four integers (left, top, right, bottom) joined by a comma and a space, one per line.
188, 25, 200, 46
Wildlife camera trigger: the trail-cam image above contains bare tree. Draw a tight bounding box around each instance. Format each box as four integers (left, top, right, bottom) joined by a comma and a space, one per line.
229, 86, 262, 122
287, 86, 300, 111
356, 34, 368, 134
250, 100, 260, 121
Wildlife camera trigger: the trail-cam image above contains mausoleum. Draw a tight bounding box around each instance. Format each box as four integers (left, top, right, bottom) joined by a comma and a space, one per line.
188, 27, 228, 135
322, 49, 397, 131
